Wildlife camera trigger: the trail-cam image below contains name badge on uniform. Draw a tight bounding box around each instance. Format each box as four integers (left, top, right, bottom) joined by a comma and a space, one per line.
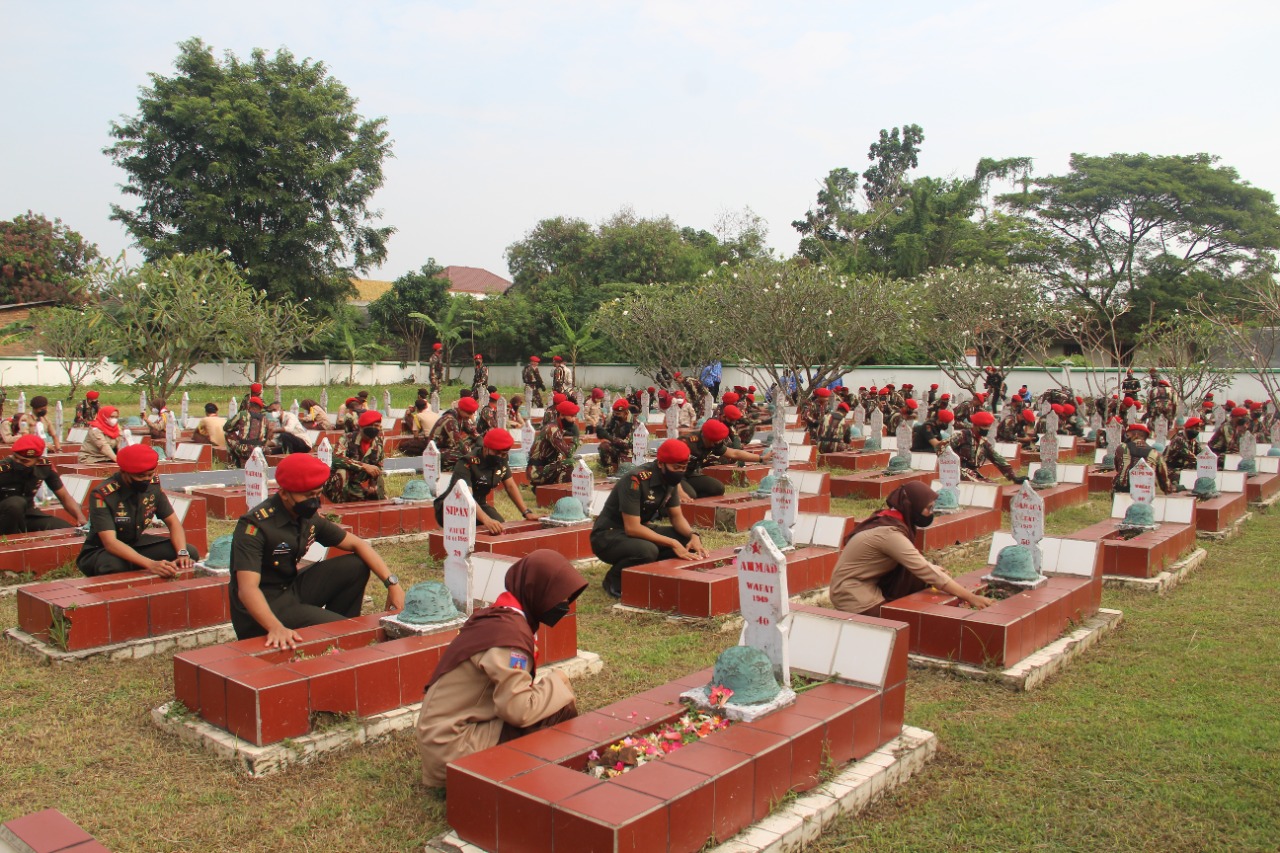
272, 543, 292, 555
508, 651, 529, 670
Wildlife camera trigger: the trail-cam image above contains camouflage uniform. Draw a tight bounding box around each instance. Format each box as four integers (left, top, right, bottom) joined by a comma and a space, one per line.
471, 362, 489, 399
428, 351, 445, 395
1121, 374, 1142, 397
74, 399, 99, 428
997, 413, 1035, 447
522, 364, 546, 408
816, 410, 852, 453
801, 396, 826, 441
553, 363, 571, 395
1206, 425, 1244, 470
477, 404, 500, 435
1162, 432, 1202, 472
1112, 440, 1174, 493
426, 409, 478, 472
595, 412, 634, 475
323, 432, 386, 503
527, 419, 577, 487
224, 410, 271, 468
949, 428, 1017, 482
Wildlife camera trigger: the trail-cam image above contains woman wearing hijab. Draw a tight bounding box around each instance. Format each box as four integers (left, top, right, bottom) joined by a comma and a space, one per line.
416, 550, 587, 788
78, 405, 122, 464
830, 481, 994, 616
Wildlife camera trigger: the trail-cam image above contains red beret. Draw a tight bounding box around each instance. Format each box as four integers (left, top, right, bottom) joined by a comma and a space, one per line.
1250, 402, 1264, 411
746, 394, 755, 403
117, 444, 159, 474
456, 397, 479, 414
1075, 396, 1084, 404
937, 409, 955, 423
1051, 404, 1065, 416
701, 419, 730, 442
552, 393, 567, 405
552, 356, 563, 362
250, 383, 263, 394
433, 342, 443, 350
837, 402, 850, 412
971, 411, 995, 428
1063, 405, 1075, 415
647, 386, 656, 394
1202, 401, 1214, 409
248, 396, 265, 407
903, 384, 913, 390
483, 429, 514, 451
529, 355, 540, 362
905, 399, 918, 410
489, 392, 501, 401
345, 397, 359, 407
975, 393, 986, 402
930, 384, 939, 390
940, 394, 951, 401
814, 388, 832, 398
275, 453, 331, 492
612, 398, 630, 411
1183, 417, 1203, 429
1021, 409, 1036, 424
1226, 400, 1236, 408
12, 434, 45, 458
1232, 406, 1249, 418
86, 390, 99, 400
1126, 422, 1150, 434
591, 388, 604, 400
722, 392, 740, 404
358, 410, 382, 427
722, 405, 743, 422
748, 386, 756, 392
656, 439, 690, 464
1159, 379, 1170, 386
556, 401, 580, 417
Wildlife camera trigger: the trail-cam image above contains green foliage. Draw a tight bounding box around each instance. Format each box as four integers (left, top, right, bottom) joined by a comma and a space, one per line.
999, 152, 1280, 353
367, 262, 451, 364
314, 306, 390, 384
408, 295, 479, 377
1132, 312, 1234, 406
0, 212, 100, 304
29, 305, 105, 398
90, 250, 254, 400
229, 289, 329, 385
104, 37, 394, 314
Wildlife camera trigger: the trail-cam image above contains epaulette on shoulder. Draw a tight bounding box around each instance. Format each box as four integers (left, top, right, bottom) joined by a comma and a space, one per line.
98, 480, 119, 496
252, 504, 276, 520
634, 470, 651, 481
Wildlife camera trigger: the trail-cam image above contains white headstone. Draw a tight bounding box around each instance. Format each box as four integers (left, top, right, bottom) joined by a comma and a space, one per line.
937, 447, 961, 489
180, 392, 189, 424
632, 420, 649, 462
770, 437, 789, 479
852, 405, 865, 428
869, 408, 884, 439
430, 391, 440, 414
383, 390, 392, 418
441, 479, 477, 615
1125, 405, 1139, 425
1009, 480, 1045, 572
572, 458, 594, 517
228, 397, 238, 418
315, 437, 333, 468
523, 384, 533, 408
1272, 422, 1280, 447
702, 393, 714, 420
35, 420, 47, 440
1240, 432, 1257, 464
665, 404, 678, 439
139, 390, 147, 414
17, 392, 26, 414
35, 481, 55, 506
320, 388, 329, 412
54, 401, 64, 437
986, 416, 999, 443
1153, 417, 1168, 447
244, 448, 269, 508
1089, 412, 1102, 433
423, 441, 440, 493
274, 382, 283, 405
521, 421, 536, 456
1196, 446, 1218, 482
496, 395, 508, 430
1215, 405, 1227, 427
118, 429, 135, 447
1128, 458, 1156, 505
772, 401, 787, 441
165, 414, 178, 458
736, 524, 791, 684
1039, 431, 1059, 480
639, 390, 650, 416
894, 422, 911, 462
770, 474, 797, 542
1045, 411, 1059, 436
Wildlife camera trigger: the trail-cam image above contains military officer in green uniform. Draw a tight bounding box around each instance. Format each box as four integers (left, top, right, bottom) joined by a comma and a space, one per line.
229, 453, 403, 647
76, 444, 198, 577
677, 418, 769, 499
0, 435, 87, 535
591, 439, 708, 599
433, 429, 536, 534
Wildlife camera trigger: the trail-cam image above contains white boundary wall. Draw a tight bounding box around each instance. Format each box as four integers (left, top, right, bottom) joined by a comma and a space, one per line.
6, 354, 1278, 402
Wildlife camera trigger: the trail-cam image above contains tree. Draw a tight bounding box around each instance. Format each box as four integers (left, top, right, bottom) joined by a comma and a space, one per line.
999, 152, 1280, 357
105, 38, 394, 313
550, 308, 607, 379
1193, 274, 1280, 406
230, 289, 330, 385
0, 212, 100, 304
909, 265, 1047, 396
1133, 312, 1234, 410
29, 306, 105, 398
89, 250, 252, 400
409, 295, 479, 380
594, 285, 730, 386
367, 262, 451, 364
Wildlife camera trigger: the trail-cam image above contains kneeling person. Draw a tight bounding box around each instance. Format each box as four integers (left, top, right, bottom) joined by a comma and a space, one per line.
433, 429, 537, 534
678, 417, 768, 500
230, 454, 404, 646
0, 435, 87, 535
416, 550, 587, 788
591, 439, 708, 599
77, 444, 196, 577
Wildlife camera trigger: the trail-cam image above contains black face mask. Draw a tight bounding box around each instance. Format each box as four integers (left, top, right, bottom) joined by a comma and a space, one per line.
542, 601, 571, 627
362, 427, 379, 438
129, 477, 152, 493
912, 508, 935, 528
1185, 431, 1199, 441
294, 497, 322, 518
35, 410, 48, 418
561, 419, 576, 430
660, 467, 684, 486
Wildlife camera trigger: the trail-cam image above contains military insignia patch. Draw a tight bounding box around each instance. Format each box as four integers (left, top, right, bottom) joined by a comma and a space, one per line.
508, 651, 529, 670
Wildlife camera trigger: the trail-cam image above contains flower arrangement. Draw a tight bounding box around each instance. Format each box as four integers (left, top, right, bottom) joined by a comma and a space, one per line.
584, 705, 733, 779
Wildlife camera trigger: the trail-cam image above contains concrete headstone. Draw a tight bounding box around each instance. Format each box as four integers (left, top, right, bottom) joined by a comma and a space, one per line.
736, 524, 791, 685
320, 388, 329, 413
937, 446, 961, 490
632, 420, 649, 462
894, 422, 911, 463
1196, 446, 1218, 482
770, 436, 789, 479
1153, 417, 1168, 447
640, 390, 650, 416
139, 390, 147, 415
1128, 458, 1157, 505
1009, 480, 1045, 572
383, 390, 392, 418
521, 421, 536, 456
315, 437, 333, 468
1039, 431, 1059, 481
770, 473, 797, 542
572, 458, 594, 517
423, 441, 440, 494
430, 391, 440, 414
291, 399, 300, 418
496, 395, 508, 430
702, 393, 714, 420
17, 392, 25, 414
165, 414, 178, 458
228, 397, 238, 419
1240, 432, 1257, 464
869, 408, 884, 439
852, 405, 865, 428
54, 401, 64, 438
441, 479, 477, 614
180, 392, 190, 424
665, 404, 678, 439
244, 448, 268, 508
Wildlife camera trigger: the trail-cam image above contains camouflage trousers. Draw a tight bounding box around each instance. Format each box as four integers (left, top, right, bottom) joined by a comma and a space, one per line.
323, 468, 386, 503
597, 441, 632, 475
528, 458, 575, 488
226, 438, 264, 469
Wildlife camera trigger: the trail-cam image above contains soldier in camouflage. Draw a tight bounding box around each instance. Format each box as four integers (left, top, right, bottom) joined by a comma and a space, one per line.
1162, 417, 1204, 472
950, 411, 1022, 483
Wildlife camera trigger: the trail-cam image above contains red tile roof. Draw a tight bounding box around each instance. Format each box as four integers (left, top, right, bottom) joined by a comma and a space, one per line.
442, 266, 513, 295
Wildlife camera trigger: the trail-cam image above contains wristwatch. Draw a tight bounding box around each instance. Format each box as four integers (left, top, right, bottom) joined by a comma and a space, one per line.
177, 549, 190, 557
382, 574, 400, 588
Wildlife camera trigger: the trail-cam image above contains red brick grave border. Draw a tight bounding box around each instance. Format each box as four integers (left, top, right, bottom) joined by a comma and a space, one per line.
1065, 495, 1206, 594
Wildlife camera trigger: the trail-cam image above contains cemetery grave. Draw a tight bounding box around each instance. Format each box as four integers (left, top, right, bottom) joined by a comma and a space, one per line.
1177, 449, 1251, 539
918, 448, 1003, 553
998, 463, 1091, 514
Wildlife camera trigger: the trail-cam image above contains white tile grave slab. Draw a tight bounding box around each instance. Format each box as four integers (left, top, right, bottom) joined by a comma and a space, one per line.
1177, 470, 1246, 493
1110, 494, 1195, 524
929, 481, 999, 508
987, 531, 1098, 577
786, 611, 896, 688
1025, 463, 1087, 484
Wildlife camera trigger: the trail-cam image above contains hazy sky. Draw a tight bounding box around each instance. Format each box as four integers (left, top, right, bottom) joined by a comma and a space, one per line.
4, 1, 1278, 282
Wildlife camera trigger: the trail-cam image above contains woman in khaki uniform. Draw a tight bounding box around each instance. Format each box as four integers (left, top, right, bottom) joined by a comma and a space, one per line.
830, 481, 994, 616
78, 406, 122, 465
416, 550, 587, 787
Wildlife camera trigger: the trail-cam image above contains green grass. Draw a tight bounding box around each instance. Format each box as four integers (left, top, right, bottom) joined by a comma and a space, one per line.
1, 454, 1278, 850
